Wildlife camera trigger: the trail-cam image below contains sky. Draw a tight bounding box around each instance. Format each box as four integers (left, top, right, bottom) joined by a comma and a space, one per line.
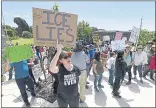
2, 1, 155, 31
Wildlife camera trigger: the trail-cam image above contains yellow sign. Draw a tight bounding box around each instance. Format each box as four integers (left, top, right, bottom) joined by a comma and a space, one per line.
92, 36, 99, 43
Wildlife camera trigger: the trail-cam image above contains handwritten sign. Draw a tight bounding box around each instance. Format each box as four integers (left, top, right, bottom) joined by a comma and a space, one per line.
33, 8, 78, 47
111, 40, 125, 51
4, 45, 33, 63
129, 26, 140, 43
115, 32, 123, 40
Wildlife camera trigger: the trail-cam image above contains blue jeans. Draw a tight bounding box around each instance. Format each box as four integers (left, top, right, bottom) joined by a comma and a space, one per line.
94, 72, 103, 87
86, 63, 91, 77
133, 65, 143, 77
108, 69, 114, 85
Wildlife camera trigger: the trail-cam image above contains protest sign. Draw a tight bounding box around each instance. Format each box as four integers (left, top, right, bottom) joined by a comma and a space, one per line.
115, 32, 123, 40
33, 8, 78, 47
103, 35, 110, 41
122, 37, 127, 41
4, 45, 33, 63
111, 40, 125, 51
129, 26, 140, 43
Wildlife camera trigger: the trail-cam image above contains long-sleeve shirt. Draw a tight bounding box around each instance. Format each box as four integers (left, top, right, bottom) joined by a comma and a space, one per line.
134, 51, 144, 66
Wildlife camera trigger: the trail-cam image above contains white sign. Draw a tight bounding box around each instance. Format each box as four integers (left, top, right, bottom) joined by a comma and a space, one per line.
103, 35, 110, 41
129, 26, 140, 43
122, 37, 127, 41
111, 40, 126, 51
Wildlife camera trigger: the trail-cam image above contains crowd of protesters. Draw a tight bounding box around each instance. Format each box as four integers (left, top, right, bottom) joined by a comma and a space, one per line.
4, 39, 155, 107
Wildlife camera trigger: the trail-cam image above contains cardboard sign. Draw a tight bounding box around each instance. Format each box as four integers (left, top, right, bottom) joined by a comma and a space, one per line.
115, 32, 123, 40
103, 35, 110, 41
4, 45, 34, 63
33, 8, 78, 47
129, 26, 140, 43
111, 40, 125, 51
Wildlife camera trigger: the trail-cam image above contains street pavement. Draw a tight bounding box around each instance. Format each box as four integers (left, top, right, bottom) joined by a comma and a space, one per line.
2, 66, 155, 107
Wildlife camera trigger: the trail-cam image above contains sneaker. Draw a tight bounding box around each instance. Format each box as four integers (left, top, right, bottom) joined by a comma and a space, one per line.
143, 76, 147, 79
98, 84, 104, 88
126, 81, 131, 85
85, 85, 89, 89
150, 77, 155, 81
80, 99, 84, 103
140, 80, 143, 83
115, 94, 121, 98
31, 93, 36, 97
95, 87, 99, 92
25, 101, 30, 107
86, 81, 90, 84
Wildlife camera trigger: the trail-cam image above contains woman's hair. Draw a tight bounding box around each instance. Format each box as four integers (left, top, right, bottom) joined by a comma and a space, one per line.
110, 52, 115, 57
94, 51, 101, 61
116, 51, 124, 59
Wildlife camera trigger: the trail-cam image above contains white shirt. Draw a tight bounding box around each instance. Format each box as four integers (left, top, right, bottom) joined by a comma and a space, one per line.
106, 57, 116, 69
134, 51, 144, 66
142, 51, 148, 65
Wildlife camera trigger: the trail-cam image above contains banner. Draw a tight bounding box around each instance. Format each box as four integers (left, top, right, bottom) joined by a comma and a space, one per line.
4, 45, 33, 63
92, 36, 99, 43
115, 32, 123, 40
111, 40, 126, 51
33, 8, 78, 47
129, 26, 140, 43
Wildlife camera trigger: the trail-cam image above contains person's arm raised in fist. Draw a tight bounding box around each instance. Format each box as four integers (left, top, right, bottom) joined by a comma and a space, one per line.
49, 42, 64, 73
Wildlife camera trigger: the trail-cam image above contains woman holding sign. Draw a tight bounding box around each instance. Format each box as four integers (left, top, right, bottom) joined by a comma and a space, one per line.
49, 42, 81, 107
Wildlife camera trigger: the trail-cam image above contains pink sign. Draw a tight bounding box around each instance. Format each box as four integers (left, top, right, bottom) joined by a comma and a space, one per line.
115, 32, 123, 40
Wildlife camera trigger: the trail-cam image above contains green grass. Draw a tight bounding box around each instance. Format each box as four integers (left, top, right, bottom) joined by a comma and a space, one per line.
7, 38, 33, 45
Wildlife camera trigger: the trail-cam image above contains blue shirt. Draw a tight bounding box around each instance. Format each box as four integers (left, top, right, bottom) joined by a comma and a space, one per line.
10, 60, 29, 79
89, 49, 95, 59
123, 52, 134, 66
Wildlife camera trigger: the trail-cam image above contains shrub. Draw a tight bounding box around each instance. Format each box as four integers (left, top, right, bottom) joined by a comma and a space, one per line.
8, 36, 19, 40
22, 31, 33, 38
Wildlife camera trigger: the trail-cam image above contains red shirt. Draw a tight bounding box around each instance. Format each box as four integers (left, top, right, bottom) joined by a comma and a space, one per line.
149, 54, 156, 70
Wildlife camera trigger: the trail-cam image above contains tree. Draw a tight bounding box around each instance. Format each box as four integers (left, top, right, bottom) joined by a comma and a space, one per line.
2, 25, 17, 37
22, 31, 33, 38
14, 17, 30, 37
77, 20, 92, 43
52, 3, 60, 12
138, 29, 155, 46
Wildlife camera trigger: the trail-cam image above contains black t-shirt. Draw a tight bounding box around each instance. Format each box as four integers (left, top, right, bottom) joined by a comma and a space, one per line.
57, 64, 81, 100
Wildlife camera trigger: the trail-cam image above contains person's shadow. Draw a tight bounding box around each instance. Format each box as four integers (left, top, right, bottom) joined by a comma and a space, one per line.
143, 78, 155, 85
126, 83, 140, 93
115, 97, 134, 107
80, 102, 88, 107
133, 79, 153, 88
94, 88, 107, 107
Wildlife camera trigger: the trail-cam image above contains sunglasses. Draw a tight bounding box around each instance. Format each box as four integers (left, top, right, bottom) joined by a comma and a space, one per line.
63, 56, 71, 59
138, 48, 142, 49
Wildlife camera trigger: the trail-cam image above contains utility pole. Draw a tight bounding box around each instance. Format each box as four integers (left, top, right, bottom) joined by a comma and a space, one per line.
135, 17, 143, 48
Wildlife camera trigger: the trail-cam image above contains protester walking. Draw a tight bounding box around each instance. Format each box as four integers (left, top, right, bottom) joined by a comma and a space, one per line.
112, 51, 127, 98
71, 42, 88, 103
143, 44, 155, 80
107, 52, 116, 87
123, 45, 134, 85
5, 59, 36, 107
93, 51, 104, 92
49, 43, 81, 107
133, 45, 145, 83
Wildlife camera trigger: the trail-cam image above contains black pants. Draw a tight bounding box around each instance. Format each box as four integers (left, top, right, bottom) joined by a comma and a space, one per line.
51, 73, 59, 93
15, 76, 35, 103
113, 77, 122, 95
143, 64, 154, 78
133, 65, 143, 77
29, 68, 37, 85
127, 66, 132, 82
57, 94, 79, 107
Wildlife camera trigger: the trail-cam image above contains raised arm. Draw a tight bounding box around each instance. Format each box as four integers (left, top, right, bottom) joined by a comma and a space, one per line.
49, 44, 63, 73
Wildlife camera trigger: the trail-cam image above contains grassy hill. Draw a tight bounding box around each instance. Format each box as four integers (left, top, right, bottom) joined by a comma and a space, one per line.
7, 38, 33, 45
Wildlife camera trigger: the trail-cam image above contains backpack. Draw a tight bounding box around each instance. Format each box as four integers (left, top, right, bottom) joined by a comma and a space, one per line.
130, 51, 133, 61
